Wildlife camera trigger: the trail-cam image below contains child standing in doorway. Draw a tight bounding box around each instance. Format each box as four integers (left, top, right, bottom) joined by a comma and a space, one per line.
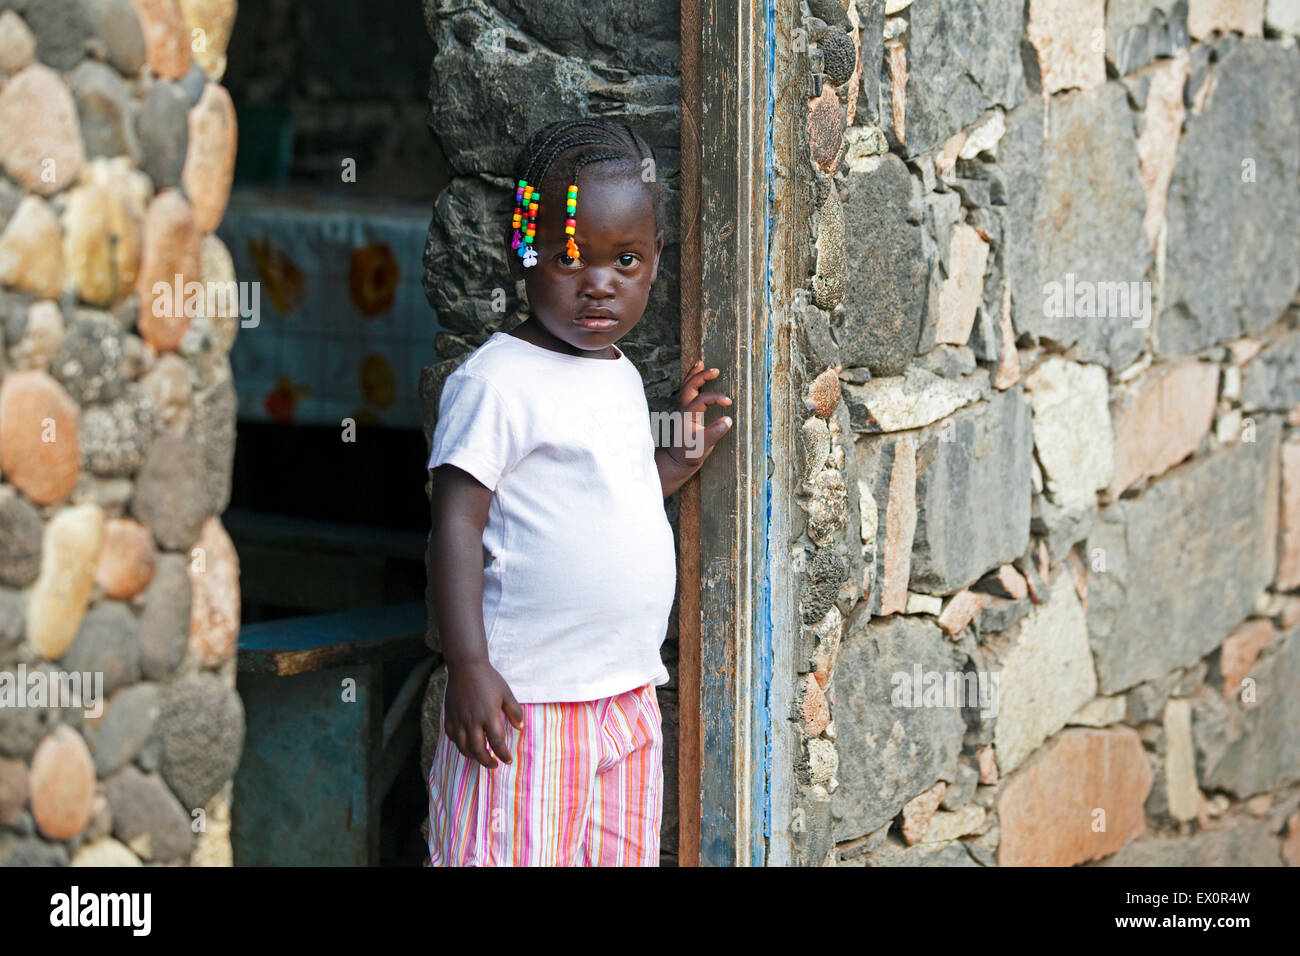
426, 119, 735, 866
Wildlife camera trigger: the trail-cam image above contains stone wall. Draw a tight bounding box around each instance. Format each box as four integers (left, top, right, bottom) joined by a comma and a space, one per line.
788, 0, 1300, 866
416, 0, 684, 860
0, 0, 242, 866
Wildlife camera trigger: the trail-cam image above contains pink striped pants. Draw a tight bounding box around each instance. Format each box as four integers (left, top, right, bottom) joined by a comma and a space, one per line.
427, 681, 663, 866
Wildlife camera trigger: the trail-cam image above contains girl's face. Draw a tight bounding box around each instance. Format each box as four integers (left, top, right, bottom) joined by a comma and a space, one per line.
509, 169, 663, 357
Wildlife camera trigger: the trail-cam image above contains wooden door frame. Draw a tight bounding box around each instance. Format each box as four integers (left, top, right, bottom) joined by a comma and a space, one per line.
678, 0, 800, 866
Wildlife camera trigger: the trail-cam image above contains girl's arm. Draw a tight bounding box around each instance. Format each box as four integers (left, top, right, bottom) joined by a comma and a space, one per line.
429, 464, 525, 768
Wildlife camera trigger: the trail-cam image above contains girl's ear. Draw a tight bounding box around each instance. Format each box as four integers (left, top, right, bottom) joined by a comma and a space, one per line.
650, 229, 664, 284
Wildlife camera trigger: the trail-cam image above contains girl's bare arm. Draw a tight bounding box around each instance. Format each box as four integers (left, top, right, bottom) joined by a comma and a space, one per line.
429, 464, 525, 768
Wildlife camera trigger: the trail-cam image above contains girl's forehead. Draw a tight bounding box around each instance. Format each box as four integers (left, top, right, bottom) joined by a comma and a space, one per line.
546, 172, 647, 208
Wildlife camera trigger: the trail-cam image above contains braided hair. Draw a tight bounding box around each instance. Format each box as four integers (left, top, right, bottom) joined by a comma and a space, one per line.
506, 119, 666, 261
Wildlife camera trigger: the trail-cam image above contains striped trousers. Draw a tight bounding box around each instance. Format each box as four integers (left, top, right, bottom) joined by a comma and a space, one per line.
427, 681, 664, 866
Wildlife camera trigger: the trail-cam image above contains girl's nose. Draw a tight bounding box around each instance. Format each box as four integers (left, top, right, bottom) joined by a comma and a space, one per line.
580, 268, 617, 289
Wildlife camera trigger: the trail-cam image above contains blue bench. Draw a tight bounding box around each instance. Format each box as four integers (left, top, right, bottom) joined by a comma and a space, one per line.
232, 601, 436, 866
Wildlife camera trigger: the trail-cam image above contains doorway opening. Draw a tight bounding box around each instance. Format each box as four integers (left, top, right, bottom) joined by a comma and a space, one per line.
220, 0, 447, 866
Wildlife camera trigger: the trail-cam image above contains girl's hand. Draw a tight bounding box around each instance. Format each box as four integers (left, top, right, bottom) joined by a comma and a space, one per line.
669, 360, 734, 470
442, 659, 524, 769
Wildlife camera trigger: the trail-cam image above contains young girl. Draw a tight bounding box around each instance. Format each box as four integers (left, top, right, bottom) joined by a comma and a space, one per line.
425, 119, 734, 866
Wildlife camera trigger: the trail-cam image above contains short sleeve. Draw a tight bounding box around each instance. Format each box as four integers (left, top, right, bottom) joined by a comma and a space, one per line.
428, 371, 521, 491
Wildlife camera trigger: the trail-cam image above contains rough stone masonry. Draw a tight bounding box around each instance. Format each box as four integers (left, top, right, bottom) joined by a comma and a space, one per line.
791, 0, 1300, 867
0, 0, 242, 867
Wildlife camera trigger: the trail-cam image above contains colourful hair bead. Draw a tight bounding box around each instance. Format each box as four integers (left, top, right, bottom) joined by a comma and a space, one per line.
511, 178, 532, 253
508, 177, 581, 267
566, 182, 581, 259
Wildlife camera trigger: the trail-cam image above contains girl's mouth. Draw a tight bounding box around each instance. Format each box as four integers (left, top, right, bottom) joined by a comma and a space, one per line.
575, 316, 619, 331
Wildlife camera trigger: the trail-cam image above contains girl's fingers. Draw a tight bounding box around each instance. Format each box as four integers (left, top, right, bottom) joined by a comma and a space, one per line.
502, 694, 525, 732
468, 730, 498, 769
683, 368, 721, 392
681, 363, 723, 394
681, 392, 734, 415
485, 716, 514, 766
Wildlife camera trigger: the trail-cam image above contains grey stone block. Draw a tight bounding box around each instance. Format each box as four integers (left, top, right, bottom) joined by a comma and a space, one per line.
135, 81, 190, 191
1194, 629, 1300, 797
1000, 83, 1151, 371
52, 311, 126, 405
0, 487, 42, 588
137, 554, 191, 681
104, 765, 193, 862
425, 0, 677, 174
1105, 0, 1189, 76
855, 835, 980, 866
0, 834, 69, 866
130, 433, 208, 551
81, 386, 155, 478
93, 682, 160, 777
910, 385, 1033, 594
1158, 41, 1300, 356
801, 543, 850, 625
81, 0, 146, 76
834, 154, 926, 376
59, 601, 141, 698
1096, 817, 1281, 866
0, 587, 22, 656
830, 614, 967, 842
0, 662, 82, 760
188, 378, 236, 516
159, 670, 244, 810
895, 0, 1028, 157
71, 60, 141, 163
1242, 330, 1300, 413
854, 0, 883, 127
21, 0, 93, 70
1085, 416, 1281, 694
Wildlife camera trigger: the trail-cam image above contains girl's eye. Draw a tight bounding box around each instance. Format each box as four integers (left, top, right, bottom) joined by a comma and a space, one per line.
555, 253, 639, 267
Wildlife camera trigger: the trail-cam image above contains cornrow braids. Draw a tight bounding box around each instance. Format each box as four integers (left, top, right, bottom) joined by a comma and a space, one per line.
507, 118, 665, 268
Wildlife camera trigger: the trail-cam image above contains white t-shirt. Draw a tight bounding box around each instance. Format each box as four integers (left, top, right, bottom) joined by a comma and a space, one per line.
427, 330, 676, 703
